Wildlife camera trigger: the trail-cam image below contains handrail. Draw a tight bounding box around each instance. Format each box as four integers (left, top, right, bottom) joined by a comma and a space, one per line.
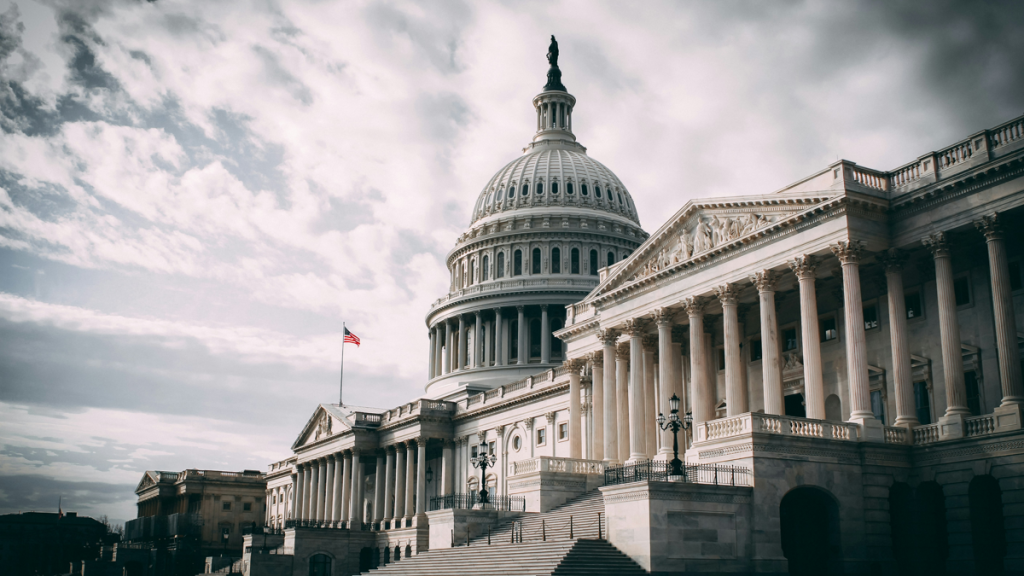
604, 460, 751, 487
428, 493, 526, 512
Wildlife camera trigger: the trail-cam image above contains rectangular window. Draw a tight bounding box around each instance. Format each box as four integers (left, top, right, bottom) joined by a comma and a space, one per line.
1010, 260, 1022, 291
750, 338, 762, 362
914, 382, 931, 425
537, 428, 546, 446
488, 441, 496, 455
222, 502, 231, 511
471, 445, 478, 459
243, 502, 252, 512
783, 328, 798, 351
718, 348, 726, 371
965, 371, 981, 415
905, 292, 923, 319
863, 304, 879, 331
870, 390, 885, 423
821, 317, 838, 342
559, 422, 568, 440
954, 275, 971, 306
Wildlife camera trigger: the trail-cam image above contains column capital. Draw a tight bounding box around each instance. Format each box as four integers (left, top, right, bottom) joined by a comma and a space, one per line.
750, 269, 780, 292
442, 438, 456, 449
544, 411, 557, 424
587, 350, 604, 368
653, 307, 674, 326
922, 232, 950, 258
540, 304, 549, 311
516, 305, 525, 313
641, 334, 658, 351
598, 328, 620, 345
713, 283, 740, 305
493, 307, 502, 315
788, 254, 817, 279
830, 240, 865, 264
616, 342, 631, 359
623, 318, 648, 337
494, 424, 506, 436
880, 248, 906, 273
975, 212, 1005, 241
682, 296, 706, 316
564, 358, 586, 372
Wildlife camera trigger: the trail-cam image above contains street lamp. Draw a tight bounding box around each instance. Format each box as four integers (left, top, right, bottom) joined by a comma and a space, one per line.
426, 465, 433, 484
470, 439, 496, 506
657, 394, 692, 479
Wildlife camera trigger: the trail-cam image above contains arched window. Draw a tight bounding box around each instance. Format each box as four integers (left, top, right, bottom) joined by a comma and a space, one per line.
567, 182, 574, 195
507, 187, 514, 199
309, 554, 332, 576
482, 255, 489, 281
535, 182, 543, 195
497, 252, 505, 279
551, 247, 561, 274
618, 192, 624, 204
463, 262, 468, 287
607, 251, 615, 267
530, 318, 541, 359
485, 191, 492, 206
521, 184, 529, 196
579, 183, 586, 196
570, 248, 580, 274
513, 250, 522, 276
589, 249, 598, 275
531, 248, 541, 274
551, 181, 559, 194
594, 185, 601, 198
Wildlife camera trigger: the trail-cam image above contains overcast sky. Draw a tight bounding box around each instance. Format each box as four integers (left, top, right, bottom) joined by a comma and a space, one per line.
1, 0, 1022, 525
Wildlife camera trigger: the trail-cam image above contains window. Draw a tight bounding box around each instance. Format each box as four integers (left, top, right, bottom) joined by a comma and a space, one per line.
535, 182, 543, 195
483, 255, 489, 281
272, 494, 277, 505
471, 261, 477, 284
750, 338, 762, 361
618, 192, 624, 204
821, 317, 838, 342
863, 304, 879, 330
1010, 260, 1022, 291
589, 250, 598, 275
567, 182, 574, 195
488, 441, 496, 455
507, 187, 514, 199
309, 554, 332, 576
571, 248, 580, 274
594, 185, 602, 198
905, 291, 923, 319
222, 502, 231, 511
607, 251, 615, 267
718, 348, 726, 371
497, 252, 505, 279
871, 390, 885, 422
582, 183, 589, 196
243, 502, 252, 511
513, 435, 522, 451
521, 184, 529, 196
551, 181, 559, 194
531, 248, 541, 274
537, 427, 547, 446
965, 371, 981, 415
471, 445, 478, 458
954, 275, 971, 306
513, 250, 522, 276
783, 328, 798, 351
914, 382, 931, 425
559, 423, 568, 440
551, 247, 561, 273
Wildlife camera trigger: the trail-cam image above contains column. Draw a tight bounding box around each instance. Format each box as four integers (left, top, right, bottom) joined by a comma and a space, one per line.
656, 311, 676, 457
882, 250, 918, 427
374, 452, 385, 523
404, 440, 416, 518
625, 319, 647, 462
348, 450, 361, 524
355, 458, 366, 524
831, 241, 877, 420
475, 312, 484, 368
442, 440, 454, 495
415, 439, 427, 515
704, 329, 716, 418
977, 214, 1024, 406
600, 329, 619, 463
383, 448, 396, 521
642, 335, 658, 459
435, 324, 444, 377
789, 256, 825, 419
340, 452, 352, 522
428, 328, 436, 379
590, 352, 605, 461
517, 306, 527, 364
616, 341, 631, 462
751, 270, 784, 415
458, 315, 467, 371
715, 285, 748, 416
541, 305, 551, 364
448, 319, 457, 373
921, 233, 970, 416
290, 473, 298, 520
494, 308, 504, 366
567, 359, 584, 458
331, 453, 343, 524
393, 445, 406, 520
441, 321, 450, 375
310, 460, 321, 522
672, 326, 687, 414
294, 466, 305, 520
685, 297, 714, 425
324, 456, 335, 523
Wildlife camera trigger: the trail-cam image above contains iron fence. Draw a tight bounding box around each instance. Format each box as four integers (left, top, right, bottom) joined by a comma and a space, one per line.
604, 460, 750, 487
429, 492, 526, 512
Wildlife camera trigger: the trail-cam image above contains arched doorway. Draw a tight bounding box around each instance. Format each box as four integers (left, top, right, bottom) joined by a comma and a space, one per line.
970, 475, 1006, 574
358, 548, 372, 572
308, 554, 331, 576
780, 487, 841, 575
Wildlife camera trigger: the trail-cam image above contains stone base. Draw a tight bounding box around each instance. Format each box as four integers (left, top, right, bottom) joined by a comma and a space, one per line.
938, 413, 966, 440
425, 508, 519, 549
995, 404, 1024, 431
850, 416, 884, 442
507, 470, 603, 512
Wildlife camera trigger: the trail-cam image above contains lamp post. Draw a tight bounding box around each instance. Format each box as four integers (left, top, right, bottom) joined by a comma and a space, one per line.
657, 394, 692, 479
470, 439, 496, 507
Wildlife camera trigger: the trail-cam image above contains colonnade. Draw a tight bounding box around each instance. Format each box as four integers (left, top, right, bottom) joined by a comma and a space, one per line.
576, 219, 1022, 460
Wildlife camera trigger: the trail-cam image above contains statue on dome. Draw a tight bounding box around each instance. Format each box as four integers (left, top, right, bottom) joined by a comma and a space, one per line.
547, 35, 559, 67
544, 35, 566, 92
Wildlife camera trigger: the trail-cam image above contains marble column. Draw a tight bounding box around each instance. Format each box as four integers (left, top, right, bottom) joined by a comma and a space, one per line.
415, 439, 427, 515
310, 460, 322, 522
704, 330, 716, 418
541, 305, 551, 364
600, 329, 619, 463
616, 341, 632, 462
475, 312, 484, 368
642, 335, 658, 458
330, 454, 342, 524
922, 233, 971, 416
685, 297, 713, 425
590, 352, 605, 461
373, 452, 385, 523
443, 320, 452, 374
976, 214, 1024, 406
789, 256, 825, 419
383, 448, 396, 521
290, 472, 298, 520
404, 441, 416, 519
567, 359, 584, 458
442, 440, 454, 495
715, 285, 748, 416
348, 450, 361, 524
340, 452, 351, 522
882, 250, 918, 427
393, 445, 406, 520
517, 306, 527, 364
294, 466, 305, 520
672, 326, 687, 414
831, 241, 876, 420
751, 270, 784, 416
355, 459, 365, 525
434, 324, 444, 378
458, 315, 467, 371
324, 456, 335, 523
494, 308, 504, 367
625, 319, 647, 462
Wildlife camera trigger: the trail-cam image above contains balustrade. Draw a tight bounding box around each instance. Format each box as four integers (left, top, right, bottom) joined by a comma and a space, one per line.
696, 413, 860, 442
991, 117, 1024, 149
912, 423, 941, 444
883, 426, 909, 444
965, 414, 996, 437
508, 457, 605, 476
939, 140, 973, 168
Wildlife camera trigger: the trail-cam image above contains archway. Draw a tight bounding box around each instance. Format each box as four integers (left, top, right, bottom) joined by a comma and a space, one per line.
824, 394, 842, 422
308, 554, 331, 576
970, 475, 1006, 574
780, 487, 841, 575
358, 548, 372, 572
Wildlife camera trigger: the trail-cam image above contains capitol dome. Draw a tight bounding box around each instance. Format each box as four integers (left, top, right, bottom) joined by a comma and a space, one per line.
424, 37, 648, 399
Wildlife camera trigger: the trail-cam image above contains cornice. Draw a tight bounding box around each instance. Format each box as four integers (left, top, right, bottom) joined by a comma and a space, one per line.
427, 286, 592, 323
555, 317, 600, 343
452, 380, 569, 422
891, 154, 1024, 220
446, 226, 646, 266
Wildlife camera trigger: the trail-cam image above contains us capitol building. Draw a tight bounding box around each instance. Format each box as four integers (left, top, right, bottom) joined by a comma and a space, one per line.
244, 40, 1024, 576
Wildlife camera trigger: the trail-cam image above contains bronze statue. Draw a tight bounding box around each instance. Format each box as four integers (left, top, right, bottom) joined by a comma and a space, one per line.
547, 35, 559, 67
543, 35, 566, 92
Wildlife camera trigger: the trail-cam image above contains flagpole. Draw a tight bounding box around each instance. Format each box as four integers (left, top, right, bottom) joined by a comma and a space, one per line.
340, 322, 345, 406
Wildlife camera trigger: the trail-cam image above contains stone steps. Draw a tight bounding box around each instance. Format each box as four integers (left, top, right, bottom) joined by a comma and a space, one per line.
474, 490, 606, 544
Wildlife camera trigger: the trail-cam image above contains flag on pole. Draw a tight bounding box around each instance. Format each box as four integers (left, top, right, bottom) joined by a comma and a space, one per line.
344, 327, 361, 347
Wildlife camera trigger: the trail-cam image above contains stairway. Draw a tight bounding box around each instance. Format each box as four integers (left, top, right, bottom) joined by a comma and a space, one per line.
365, 490, 646, 575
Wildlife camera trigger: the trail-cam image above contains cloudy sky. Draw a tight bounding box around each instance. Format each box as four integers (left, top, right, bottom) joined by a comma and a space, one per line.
1, 0, 1022, 525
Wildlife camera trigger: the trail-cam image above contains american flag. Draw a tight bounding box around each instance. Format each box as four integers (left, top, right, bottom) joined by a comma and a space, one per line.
344, 327, 360, 347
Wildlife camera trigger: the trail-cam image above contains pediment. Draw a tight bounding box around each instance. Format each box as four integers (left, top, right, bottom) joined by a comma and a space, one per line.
135, 471, 169, 494
292, 404, 352, 450
591, 192, 843, 298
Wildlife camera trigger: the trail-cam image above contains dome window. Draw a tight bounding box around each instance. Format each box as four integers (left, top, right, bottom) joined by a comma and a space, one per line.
531, 248, 541, 274
607, 251, 615, 267
551, 247, 561, 273
589, 249, 598, 276
571, 248, 580, 274
551, 182, 559, 194
522, 184, 529, 196
567, 182, 574, 195
513, 250, 522, 276
483, 255, 489, 281
578, 183, 585, 196
594, 186, 602, 199
618, 192, 624, 204
535, 182, 543, 195
506, 187, 513, 199
497, 252, 505, 279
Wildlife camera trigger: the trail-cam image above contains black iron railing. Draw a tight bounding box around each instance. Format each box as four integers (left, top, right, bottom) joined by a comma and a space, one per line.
242, 525, 284, 536
283, 519, 348, 530
429, 493, 526, 512
604, 460, 750, 487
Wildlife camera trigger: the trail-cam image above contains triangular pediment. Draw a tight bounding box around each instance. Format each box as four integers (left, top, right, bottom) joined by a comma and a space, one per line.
292, 404, 352, 450
135, 470, 170, 494
591, 191, 843, 298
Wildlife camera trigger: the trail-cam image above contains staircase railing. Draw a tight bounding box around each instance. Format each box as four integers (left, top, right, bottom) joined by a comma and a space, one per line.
504, 512, 606, 544
429, 492, 526, 512
604, 460, 751, 487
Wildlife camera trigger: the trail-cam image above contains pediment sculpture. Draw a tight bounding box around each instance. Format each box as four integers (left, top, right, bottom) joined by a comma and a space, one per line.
314, 412, 332, 441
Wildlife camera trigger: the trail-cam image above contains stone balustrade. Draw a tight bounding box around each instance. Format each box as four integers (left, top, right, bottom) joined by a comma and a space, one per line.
965, 414, 997, 437
884, 426, 909, 444
429, 277, 598, 309
508, 456, 605, 477
912, 423, 941, 444
697, 413, 860, 443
